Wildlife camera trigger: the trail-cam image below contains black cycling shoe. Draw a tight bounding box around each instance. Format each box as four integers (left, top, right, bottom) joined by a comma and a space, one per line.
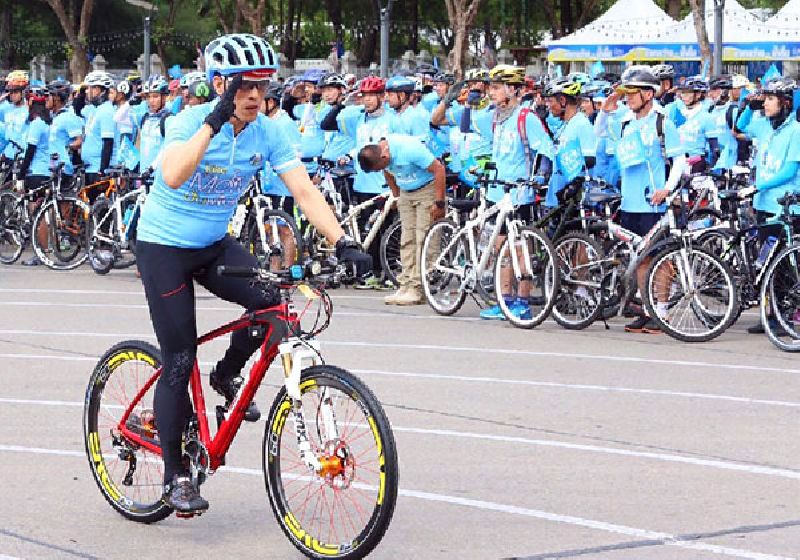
163, 475, 208, 515
209, 368, 261, 422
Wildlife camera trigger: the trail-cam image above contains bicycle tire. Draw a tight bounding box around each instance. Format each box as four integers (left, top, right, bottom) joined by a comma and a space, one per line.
420, 218, 467, 316
86, 197, 116, 275
0, 191, 24, 264
264, 365, 398, 560
378, 217, 402, 286
643, 245, 739, 342
246, 208, 303, 270
495, 225, 559, 329
760, 244, 800, 352
83, 340, 173, 523
553, 232, 605, 330
32, 198, 89, 270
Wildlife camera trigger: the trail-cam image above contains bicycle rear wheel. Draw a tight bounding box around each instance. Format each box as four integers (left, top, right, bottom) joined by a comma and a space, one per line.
0, 191, 23, 264
264, 365, 398, 560
495, 226, 559, 328
86, 197, 116, 275
83, 340, 172, 523
32, 198, 89, 270
643, 245, 738, 342
379, 218, 402, 286
421, 219, 467, 315
246, 209, 303, 271
761, 244, 800, 352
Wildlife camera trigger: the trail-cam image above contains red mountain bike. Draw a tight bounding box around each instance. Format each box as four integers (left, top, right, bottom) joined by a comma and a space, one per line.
82, 262, 399, 559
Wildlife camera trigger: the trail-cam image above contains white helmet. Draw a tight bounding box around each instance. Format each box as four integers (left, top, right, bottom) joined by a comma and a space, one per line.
141, 74, 169, 95
84, 71, 115, 89
204, 34, 278, 80
116, 81, 130, 95
731, 73, 752, 89
180, 71, 207, 88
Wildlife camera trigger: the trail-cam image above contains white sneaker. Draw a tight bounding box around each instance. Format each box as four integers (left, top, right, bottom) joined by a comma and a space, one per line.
394, 287, 424, 306
384, 287, 408, 305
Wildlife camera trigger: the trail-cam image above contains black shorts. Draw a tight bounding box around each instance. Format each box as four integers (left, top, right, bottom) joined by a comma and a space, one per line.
269, 195, 295, 216
620, 211, 662, 237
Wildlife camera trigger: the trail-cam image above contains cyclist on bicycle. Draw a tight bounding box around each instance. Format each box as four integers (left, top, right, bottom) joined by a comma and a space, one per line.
608, 66, 686, 334
735, 76, 800, 334
47, 79, 82, 182
652, 64, 676, 107
137, 75, 173, 173
317, 73, 353, 164
134, 33, 371, 515
81, 71, 119, 187
386, 75, 429, 140
2, 70, 30, 161
705, 75, 739, 170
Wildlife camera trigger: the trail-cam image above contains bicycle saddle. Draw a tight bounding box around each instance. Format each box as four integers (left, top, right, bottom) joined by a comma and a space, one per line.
450, 198, 481, 211
584, 190, 621, 205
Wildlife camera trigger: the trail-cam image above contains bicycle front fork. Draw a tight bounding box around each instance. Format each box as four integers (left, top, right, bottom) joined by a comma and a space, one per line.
279, 340, 335, 473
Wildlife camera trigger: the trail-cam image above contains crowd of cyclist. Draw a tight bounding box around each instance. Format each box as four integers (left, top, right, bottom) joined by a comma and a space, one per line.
1, 50, 799, 336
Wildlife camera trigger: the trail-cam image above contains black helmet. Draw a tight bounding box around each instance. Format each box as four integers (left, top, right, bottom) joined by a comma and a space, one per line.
47, 79, 71, 102
596, 71, 620, 84
188, 80, 211, 99
265, 83, 284, 101
319, 73, 347, 88
544, 77, 582, 97
433, 72, 455, 84
762, 76, 797, 98
709, 75, 733, 90
415, 63, 436, 77
679, 75, 709, 92
651, 64, 675, 80
619, 66, 659, 90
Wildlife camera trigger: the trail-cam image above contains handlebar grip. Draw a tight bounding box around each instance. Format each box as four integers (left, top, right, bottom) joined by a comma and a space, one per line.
216, 265, 259, 278
777, 194, 797, 206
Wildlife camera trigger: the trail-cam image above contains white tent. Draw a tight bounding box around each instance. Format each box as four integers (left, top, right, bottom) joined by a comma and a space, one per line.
649, 0, 773, 44
546, 0, 676, 47
767, 0, 800, 41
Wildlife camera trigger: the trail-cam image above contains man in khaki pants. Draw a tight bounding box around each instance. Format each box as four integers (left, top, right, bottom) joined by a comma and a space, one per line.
358, 134, 446, 305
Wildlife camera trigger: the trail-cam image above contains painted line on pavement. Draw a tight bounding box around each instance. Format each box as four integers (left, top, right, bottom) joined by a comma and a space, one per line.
0, 288, 381, 301
1, 397, 799, 480
0, 443, 791, 560
0, 329, 795, 376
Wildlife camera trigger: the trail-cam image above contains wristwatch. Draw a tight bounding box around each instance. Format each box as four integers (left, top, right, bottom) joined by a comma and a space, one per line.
434, 200, 446, 209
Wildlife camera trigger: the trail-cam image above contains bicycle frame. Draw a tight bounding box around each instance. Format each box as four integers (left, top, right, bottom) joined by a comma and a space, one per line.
114, 303, 320, 473
341, 191, 396, 252
92, 187, 144, 250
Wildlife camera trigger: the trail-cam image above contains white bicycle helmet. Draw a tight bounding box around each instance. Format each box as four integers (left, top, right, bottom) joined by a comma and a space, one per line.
180, 71, 207, 88
116, 80, 130, 95
204, 34, 279, 79
732, 73, 752, 89
84, 71, 115, 89
142, 75, 169, 95
319, 73, 347, 88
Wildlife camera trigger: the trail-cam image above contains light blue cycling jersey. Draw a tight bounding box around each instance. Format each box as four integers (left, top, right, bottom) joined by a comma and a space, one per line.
706, 103, 739, 170
25, 117, 51, 177
320, 105, 354, 162
170, 96, 183, 115
139, 110, 171, 171
391, 105, 429, 141
476, 105, 554, 204
82, 100, 118, 173
664, 99, 687, 128
3, 104, 28, 158
0, 100, 11, 151
293, 102, 330, 173
49, 107, 84, 175
262, 109, 301, 198
131, 102, 148, 125
338, 106, 398, 194
446, 104, 493, 159
421, 91, 441, 112
137, 101, 302, 248
385, 134, 435, 191
616, 109, 682, 213
546, 112, 596, 207
677, 106, 713, 157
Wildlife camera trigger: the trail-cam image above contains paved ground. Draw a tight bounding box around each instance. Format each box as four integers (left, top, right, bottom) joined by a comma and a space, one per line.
1, 257, 800, 560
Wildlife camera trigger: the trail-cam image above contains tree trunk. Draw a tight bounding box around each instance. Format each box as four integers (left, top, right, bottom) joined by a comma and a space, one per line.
283, 0, 295, 59
560, 0, 573, 35
155, 0, 179, 74
410, 0, 418, 52
44, 0, 94, 81
688, 0, 713, 74
540, 0, 559, 39
237, 0, 266, 35
214, 0, 232, 33
444, 0, 482, 80
0, 0, 14, 69
290, 0, 302, 63
326, 0, 343, 47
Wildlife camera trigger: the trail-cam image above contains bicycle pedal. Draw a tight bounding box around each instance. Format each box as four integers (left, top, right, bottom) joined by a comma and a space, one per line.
175, 510, 202, 519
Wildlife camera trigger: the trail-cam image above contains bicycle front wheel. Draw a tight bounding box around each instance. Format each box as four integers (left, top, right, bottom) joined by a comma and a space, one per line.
420, 218, 467, 315
644, 245, 739, 342
379, 218, 402, 287
264, 365, 398, 560
553, 232, 605, 330
32, 198, 89, 270
83, 340, 172, 523
761, 244, 800, 352
247, 209, 303, 271
0, 191, 23, 264
496, 226, 559, 329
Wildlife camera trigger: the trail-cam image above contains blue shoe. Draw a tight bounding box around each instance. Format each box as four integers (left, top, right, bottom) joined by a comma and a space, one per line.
508, 298, 533, 321
479, 304, 506, 320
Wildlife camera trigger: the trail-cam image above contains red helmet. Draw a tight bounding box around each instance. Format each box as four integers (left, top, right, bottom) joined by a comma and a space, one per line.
359, 76, 385, 94
27, 87, 48, 103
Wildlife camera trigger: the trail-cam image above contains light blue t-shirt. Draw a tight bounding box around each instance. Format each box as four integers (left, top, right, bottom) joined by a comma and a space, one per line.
386, 134, 435, 191
664, 99, 687, 128
170, 96, 183, 115
478, 105, 554, 204
139, 110, 171, 171
392, 105, 430, 141
446, 104, 493, 159
421, 92, 441, 112
677, 107, 713, 157
546, 112, 596, 207
616, 110, 682, 213
82, 101, 118, 173
262, 109, 302, 198
3, 104, 28, 158
338, 106, 398, 194
752, 119, 800, 215
137, 101, 302, 248
131, 102, 148, 124
25, 117, 51, 177
706, 103, 739, 170
293, 102, 330, 173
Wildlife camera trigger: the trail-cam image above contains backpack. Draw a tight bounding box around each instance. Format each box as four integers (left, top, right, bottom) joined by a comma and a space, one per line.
517, 106, 553, 177
621, 111, 666, 160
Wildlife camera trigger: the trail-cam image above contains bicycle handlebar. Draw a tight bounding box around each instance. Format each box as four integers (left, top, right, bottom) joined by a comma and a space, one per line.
217, 258, 346, 285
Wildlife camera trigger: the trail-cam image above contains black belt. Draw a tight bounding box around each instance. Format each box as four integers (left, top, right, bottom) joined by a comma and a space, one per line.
301, 157, 317, 163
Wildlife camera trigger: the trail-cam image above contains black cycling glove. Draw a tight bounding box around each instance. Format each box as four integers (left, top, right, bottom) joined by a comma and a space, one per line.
335, 235, 372, 278
204, 75, 241, 136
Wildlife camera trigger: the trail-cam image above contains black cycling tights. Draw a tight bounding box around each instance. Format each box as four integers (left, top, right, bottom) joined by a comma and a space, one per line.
137, 236, 284, 483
